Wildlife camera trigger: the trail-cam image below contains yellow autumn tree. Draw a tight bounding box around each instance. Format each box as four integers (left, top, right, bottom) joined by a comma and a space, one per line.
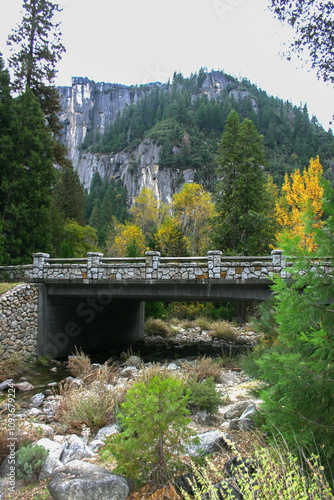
275, 156, 324, 252
155, 217, 188, 256
106, 222, 146, 257
129, 188, 161, 240
172, 182, 215, 255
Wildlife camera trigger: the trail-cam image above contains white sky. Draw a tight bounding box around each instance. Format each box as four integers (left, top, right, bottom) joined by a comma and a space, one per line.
0, 0, 333, 130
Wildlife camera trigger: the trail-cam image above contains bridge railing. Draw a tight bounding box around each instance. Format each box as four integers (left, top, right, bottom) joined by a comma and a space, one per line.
0, 249, 290, 282
1, 249, 332, 283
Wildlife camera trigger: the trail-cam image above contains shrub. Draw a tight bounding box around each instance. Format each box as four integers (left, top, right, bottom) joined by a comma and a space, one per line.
55, 378, 126, 433
195, 316, 214, 331
67, 347, 92, 378
181, 439, 333, 499
182, 356, 223, 383
209, 320, 238, 342
16, 444, 49, 483
186, 377, 222, 414
144, 317, 170, 338
0, 350, 29, 382
102, 372, 193, 487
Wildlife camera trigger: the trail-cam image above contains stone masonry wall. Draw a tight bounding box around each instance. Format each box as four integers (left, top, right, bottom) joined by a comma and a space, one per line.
0, 284, 39, 359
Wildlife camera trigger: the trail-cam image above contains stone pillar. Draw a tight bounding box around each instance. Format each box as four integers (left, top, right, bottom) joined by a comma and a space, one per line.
145, 251, 160, 280
207, 250, 222, 279
271, 249, 286, 276
32, 253, 49, 280
87, 252, 103, 280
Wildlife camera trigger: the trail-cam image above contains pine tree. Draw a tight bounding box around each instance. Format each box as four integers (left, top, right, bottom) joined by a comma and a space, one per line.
7, 0, 65, 134
52, 156, 85, 225
0, 63, 55, 263
214, 110, 276, 255
244, 179, 334, 472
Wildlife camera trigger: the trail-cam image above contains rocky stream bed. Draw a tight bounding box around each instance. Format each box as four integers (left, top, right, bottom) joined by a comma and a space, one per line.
0, 325, 263, 500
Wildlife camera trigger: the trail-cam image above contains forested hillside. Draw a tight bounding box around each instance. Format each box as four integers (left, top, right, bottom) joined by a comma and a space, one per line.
81, 69, 334, 189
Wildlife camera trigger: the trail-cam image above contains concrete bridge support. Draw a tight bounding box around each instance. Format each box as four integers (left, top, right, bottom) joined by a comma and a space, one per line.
38, 284, 144, 358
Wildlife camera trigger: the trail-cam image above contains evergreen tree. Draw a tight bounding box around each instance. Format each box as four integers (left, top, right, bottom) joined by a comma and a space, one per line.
244, 179, 334, 472
0, 60, 55, 263
52, 156, 85, 225
214, 110, 276, 254
7, 0, 65, 134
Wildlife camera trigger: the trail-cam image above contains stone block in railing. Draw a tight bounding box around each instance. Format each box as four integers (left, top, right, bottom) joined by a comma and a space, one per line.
207, 251, 222, 278
271, 249, 286, 271
33, 253, 50, 279
87, 252, 103, 279
145, 251, 160, 279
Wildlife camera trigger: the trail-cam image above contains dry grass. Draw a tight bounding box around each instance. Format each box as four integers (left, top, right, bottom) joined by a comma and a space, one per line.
195, 316, 214, 331
144, 318, 171, 338
67, 347, 92, 378
181, 355, 224, 383
0, 413, 45, 464
209, 320, 238, 342
0, 349, 30, 382
0, 282, 21, 296
55, 373, 128, 434
135, 363, 183, 386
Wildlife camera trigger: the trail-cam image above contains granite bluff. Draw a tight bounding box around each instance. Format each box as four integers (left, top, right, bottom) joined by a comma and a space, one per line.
58, 72, 256, 202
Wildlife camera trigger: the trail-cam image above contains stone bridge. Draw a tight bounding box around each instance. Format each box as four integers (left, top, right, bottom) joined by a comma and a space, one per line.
0, 250, 331, 359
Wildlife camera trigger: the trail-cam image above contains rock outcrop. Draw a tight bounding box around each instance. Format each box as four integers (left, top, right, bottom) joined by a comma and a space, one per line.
57, 72, 257, 200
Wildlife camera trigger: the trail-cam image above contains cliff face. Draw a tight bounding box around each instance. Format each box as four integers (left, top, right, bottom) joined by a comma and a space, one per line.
57, 73, 255, 201
58, 77, 179, 200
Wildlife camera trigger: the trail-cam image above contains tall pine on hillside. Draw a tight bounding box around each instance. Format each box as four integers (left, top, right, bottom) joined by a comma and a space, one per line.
214, 110, 276, 255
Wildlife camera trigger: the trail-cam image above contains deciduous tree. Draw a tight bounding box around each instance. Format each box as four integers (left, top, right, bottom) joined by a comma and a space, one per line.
173, 182, 215, 255
106, 222, 146, 257
275, 156, 324, 251
155, 217, 188, 256
269, 0, 334, 84
129, 188, 160, 241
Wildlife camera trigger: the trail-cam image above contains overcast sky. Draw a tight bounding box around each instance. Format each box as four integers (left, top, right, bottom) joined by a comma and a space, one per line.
0, 0, 333, 130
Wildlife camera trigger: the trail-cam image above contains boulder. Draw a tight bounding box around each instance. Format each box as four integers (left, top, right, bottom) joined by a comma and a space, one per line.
60, 435, 95, 464
239, 404, 256, 420
184, 431, 232, 457
39, 456, 63, 481
94, 424, 118, 443
222, 401, 254, 420
0, 379, 14, 391
48, 460, 131, 500
30, 393, 45, 407
124, 355, 141, 369
34, 438, 64, 460
89, 439, 105, 453
14, 381, 34, 392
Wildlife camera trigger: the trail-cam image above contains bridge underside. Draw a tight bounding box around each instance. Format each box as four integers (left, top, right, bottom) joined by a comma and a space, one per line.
38, 280, 272, 358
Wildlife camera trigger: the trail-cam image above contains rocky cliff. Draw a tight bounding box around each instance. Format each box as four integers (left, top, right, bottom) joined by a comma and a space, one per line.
57, 73, 256, 201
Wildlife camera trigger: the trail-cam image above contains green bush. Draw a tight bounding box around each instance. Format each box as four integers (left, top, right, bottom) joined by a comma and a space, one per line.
145, 301, 167, 319
16, 444, 49, 483
182, 440, 333, 499
166, 302, 237, 321
186, 377, 222, 414
102, 373, 193, 487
